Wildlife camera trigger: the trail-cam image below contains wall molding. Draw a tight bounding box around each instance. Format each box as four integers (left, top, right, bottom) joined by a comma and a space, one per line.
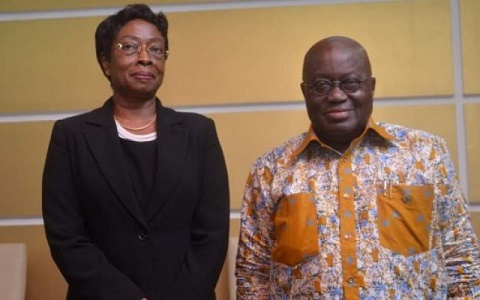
0, 0, 394, 22
1, 96, 480, 123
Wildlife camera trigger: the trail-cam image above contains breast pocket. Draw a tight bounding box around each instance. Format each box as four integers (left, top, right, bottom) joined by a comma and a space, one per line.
376, 184, 434, 256
272, 193, 319, 266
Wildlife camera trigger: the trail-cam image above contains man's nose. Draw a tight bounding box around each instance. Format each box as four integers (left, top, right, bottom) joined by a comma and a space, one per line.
327, 84, 347, 101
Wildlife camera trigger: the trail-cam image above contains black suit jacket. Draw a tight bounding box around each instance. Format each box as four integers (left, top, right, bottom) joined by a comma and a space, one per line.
42, 98, 230, 300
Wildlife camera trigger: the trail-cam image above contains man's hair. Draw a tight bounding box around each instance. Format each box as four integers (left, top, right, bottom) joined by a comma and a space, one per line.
94, 3, 169, 68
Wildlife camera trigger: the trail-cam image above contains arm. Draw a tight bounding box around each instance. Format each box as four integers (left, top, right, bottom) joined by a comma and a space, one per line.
166, 119, 230, 300
236, 162, 274, 299
434, 138, 480, 297
42, 121, 146, 300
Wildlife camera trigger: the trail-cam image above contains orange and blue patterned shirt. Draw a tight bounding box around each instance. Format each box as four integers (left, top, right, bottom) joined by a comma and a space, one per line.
236, 119, 480, 299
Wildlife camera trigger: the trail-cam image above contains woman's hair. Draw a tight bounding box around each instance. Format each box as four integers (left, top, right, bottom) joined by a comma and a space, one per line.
95, 3, 169, 68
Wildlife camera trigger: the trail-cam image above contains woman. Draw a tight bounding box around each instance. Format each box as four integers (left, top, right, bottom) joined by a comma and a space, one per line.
42, 4, 230, 300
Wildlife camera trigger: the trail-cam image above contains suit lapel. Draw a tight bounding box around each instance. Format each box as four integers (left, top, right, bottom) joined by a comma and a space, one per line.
82, 99, 148, 228
145, 104, 189, 221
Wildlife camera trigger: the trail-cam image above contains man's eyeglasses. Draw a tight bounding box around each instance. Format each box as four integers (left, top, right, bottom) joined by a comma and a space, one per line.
303, 76, 370, 96
116, 41, 169, 59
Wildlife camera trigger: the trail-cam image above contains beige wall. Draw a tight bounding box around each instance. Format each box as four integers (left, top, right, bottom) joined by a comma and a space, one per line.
1, 0, 479, 299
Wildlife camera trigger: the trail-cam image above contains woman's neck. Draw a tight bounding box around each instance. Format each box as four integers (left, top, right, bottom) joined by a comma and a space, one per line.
112, 97, 157, 134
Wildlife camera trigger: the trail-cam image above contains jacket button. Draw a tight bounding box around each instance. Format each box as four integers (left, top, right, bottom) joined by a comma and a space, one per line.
138, 232, 150, 241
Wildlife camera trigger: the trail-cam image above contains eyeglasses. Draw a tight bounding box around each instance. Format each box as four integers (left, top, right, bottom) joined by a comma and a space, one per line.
303, 76, 370, 96
116, 41, 169, 59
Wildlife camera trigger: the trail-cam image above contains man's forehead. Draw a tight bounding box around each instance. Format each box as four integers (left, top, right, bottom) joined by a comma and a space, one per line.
310, 41, 362, 59
303, 38, 371, 78
306, 47, 366, 70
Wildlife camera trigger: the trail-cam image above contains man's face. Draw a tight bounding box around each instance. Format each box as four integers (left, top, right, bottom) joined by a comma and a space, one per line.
301, 41, 375, 150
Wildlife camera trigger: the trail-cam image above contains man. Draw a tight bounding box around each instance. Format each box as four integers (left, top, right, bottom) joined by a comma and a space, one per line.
236, 36, 480, 299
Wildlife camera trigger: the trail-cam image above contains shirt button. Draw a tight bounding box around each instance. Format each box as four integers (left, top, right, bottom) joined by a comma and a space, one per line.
347, 277, 355, 284
343, 193, 350, 198
138, 232, 150, 241
344, 233, 352, 240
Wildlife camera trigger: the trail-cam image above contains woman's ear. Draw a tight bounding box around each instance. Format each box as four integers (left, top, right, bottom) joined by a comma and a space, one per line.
100, 54, 111, 77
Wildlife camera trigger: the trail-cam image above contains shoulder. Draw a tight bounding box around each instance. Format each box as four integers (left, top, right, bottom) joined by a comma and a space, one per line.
376, 122, 449, 154
53, 103, 112, 133
161, 106, 214, 128
160, 107, 219, 145
378, 122, 445, 143
58, 108, 99, 123
252, 132, 308, 170
52, 107, 102, 130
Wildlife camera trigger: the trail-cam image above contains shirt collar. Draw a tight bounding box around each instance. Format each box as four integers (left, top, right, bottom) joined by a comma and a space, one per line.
291, 118, 395, 159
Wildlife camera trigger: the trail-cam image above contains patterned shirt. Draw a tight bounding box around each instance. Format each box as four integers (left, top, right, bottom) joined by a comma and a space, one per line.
236, 119, 480, 299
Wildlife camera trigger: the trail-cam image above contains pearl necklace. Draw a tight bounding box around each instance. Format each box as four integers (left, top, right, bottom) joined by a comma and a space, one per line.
115, 114, 157, 131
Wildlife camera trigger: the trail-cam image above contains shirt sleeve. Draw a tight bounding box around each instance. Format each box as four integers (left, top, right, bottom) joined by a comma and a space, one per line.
236, 160, 275, 300
434, 137, 480, 298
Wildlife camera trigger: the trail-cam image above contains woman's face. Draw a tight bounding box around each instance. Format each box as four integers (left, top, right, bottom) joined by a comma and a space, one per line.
101, 19, 166, 101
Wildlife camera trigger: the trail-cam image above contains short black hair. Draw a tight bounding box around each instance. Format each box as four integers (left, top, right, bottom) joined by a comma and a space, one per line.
95, 3, 169, 69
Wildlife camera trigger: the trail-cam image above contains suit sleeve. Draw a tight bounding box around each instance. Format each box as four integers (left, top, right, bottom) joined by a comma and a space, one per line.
42, 121, 146, 300
166, 118, 230, 300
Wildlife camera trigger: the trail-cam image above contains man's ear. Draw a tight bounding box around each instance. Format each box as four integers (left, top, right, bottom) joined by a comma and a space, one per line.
100, 54, 111, 77
300, 82, 307, 99
370, 77, 376, 93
